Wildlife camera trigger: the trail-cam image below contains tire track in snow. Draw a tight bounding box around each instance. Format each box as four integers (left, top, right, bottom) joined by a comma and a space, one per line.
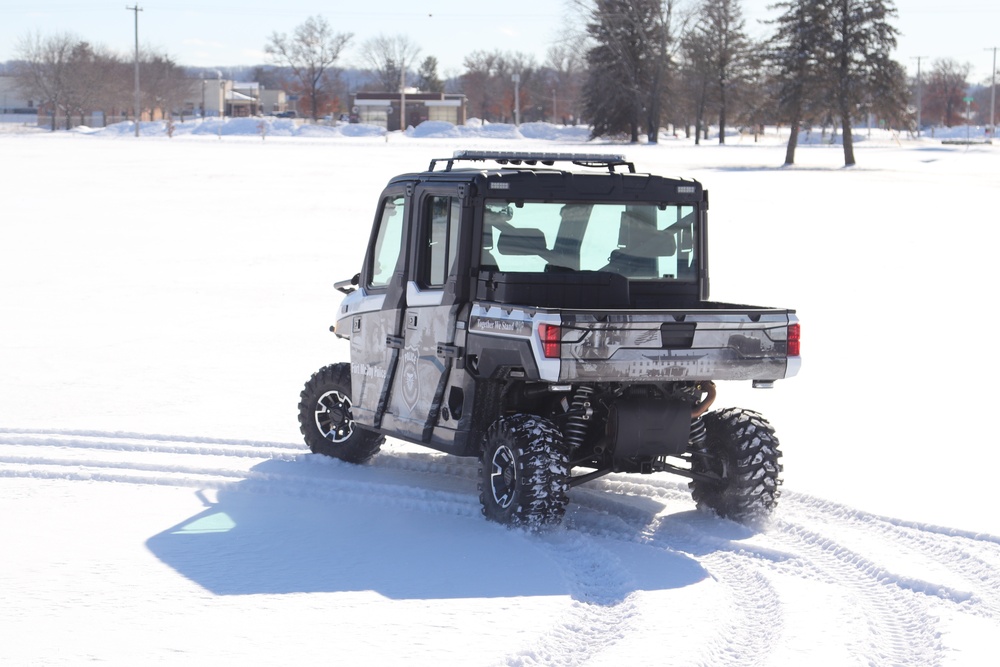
577, 473, 959, 666
0, 431, 481, 519
493, 533, 642, 667
0, 430, 651, 667
764, 516, 945, 666
781, 493, 1000, 620
6, 429, 992, 666
0, 429, 302, 459
568, 484, 784, 667
588, 469, 998, 621
347, 449, 647, 667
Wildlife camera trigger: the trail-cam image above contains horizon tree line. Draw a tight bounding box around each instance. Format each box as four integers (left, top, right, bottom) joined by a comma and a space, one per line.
5, 3, 996, 158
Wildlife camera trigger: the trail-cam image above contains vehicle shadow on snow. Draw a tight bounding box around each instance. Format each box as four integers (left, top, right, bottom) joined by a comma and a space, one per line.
146, 456, 708, 600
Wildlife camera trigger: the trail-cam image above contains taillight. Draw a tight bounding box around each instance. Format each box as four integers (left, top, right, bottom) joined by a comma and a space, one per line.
539, 323, 561, 359
787, 323, 800, 357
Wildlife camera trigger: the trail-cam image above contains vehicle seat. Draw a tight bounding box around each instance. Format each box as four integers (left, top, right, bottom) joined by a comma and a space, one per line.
497, 227, 548, 257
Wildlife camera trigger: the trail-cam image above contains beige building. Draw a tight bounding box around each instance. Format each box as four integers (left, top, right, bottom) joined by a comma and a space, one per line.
351, 91, 467, 131
185, 79, 288, 118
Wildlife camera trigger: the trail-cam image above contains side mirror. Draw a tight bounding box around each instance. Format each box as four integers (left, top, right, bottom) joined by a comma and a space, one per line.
335, 273, 360, 294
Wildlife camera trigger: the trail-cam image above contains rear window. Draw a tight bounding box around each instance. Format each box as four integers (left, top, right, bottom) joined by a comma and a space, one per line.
481, 200, 698, 282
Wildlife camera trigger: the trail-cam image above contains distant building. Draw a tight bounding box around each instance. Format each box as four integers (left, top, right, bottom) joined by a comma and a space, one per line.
0, 75, 35, 114
183, 79, 287, 118
351, 91, 467, 131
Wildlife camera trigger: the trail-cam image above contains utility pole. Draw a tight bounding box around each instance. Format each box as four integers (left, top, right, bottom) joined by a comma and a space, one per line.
911, 56, 928, 137
987, 47, 998, 139
127, 5, 142, 138
400, 62, 406, 132
512, 73, 521, 126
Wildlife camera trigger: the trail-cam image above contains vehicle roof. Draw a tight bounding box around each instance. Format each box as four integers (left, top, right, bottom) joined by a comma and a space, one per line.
384, 151, 704, 202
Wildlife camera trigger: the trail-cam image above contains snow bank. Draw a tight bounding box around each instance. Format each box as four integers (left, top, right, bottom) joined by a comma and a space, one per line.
7, 115, 995, 146
76, 117, 596, 142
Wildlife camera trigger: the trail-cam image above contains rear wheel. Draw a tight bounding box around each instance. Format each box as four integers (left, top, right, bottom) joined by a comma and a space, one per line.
479, 414, 570, 528
689, 408, 782, 522
298, 363, 384, 463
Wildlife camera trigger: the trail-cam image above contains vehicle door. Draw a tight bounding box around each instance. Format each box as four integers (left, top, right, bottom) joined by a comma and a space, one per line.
387, 184, 467, 443
349, 186, 410, 429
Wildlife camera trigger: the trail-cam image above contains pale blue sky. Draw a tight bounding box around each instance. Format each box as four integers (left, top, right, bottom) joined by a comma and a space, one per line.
1, 1, 997, 81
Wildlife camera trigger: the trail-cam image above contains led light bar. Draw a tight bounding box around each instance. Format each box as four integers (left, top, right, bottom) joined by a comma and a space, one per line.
429, 151, 635, 173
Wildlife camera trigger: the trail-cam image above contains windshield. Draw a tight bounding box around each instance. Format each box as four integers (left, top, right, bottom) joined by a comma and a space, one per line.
480, 200, 698, 281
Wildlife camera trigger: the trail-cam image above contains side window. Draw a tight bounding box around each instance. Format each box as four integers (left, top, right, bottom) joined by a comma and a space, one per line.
422, 195, 461, 287
368, 195, 406, 289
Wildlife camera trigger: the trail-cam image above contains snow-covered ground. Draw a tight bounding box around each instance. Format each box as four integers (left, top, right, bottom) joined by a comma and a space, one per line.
2, 119, 998, 666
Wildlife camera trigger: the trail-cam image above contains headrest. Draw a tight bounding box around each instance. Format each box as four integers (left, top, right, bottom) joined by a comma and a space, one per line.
497, 228, 548, 256
625, 227, 677, 258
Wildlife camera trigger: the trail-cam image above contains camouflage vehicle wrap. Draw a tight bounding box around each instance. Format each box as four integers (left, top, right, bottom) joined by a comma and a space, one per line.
302, 151, 800, 527
468, 304, 799, 384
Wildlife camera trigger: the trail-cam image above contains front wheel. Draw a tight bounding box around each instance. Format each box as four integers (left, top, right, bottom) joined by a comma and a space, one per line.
689, 408, 783, 523
479, 414, 570, 528
298, 363, 384, 463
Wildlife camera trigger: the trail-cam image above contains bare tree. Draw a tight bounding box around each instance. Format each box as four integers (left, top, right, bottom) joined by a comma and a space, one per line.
972, 74, 997, 127
461, 50, 509, 121
359, 34, 421, 91
265, 16, 352, 121
61, 42, 123, 127
507, 52, 541, 123
545, 36, 587, 124
923, 58, 971, 127
679, 27, 715, 143
13, 31, 77, 130
737, 48, 778, 140
140, 51, 194, 121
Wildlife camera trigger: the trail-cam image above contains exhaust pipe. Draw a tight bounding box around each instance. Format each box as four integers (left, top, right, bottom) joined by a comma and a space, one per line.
691, 381, 716, 418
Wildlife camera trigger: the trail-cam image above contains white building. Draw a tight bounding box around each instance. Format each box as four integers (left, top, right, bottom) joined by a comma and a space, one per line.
0, 75, 36, 114
184, 78, 288, 118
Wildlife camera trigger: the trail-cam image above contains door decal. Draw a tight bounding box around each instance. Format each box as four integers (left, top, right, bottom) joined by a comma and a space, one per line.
401, 344, 420, 414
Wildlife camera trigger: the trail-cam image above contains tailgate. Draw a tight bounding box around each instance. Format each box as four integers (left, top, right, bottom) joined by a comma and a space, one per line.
559, 309, 800, 382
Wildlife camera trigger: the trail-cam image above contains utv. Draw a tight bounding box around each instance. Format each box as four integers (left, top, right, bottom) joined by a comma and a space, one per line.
299, 151, 800, 527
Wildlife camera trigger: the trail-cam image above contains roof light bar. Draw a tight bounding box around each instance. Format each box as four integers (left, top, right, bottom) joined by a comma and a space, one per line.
429, 151, 635, 174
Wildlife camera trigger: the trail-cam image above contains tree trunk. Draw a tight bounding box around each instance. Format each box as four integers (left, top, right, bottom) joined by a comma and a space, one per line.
784, 118, 800, 166
647, 75, 661, 144
841, 114, 855, 166
718, 83, 727, 144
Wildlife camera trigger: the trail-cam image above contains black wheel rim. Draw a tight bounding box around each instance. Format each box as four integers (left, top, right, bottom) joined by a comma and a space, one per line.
315, 390, 354, 443
490, 444, 516, 509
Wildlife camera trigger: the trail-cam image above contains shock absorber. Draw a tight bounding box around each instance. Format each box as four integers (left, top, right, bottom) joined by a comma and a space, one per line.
688, 415, 707, 449
563, 385, 594, 451
688, 382, 714, 450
